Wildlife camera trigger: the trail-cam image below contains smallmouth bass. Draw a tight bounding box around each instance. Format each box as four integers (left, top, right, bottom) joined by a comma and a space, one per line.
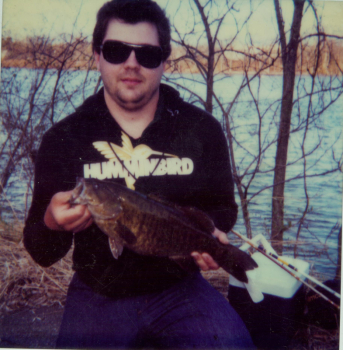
70, 178, 257, 283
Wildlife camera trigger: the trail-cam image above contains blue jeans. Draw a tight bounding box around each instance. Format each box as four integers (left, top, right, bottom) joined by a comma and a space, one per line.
56, 272, 255, 349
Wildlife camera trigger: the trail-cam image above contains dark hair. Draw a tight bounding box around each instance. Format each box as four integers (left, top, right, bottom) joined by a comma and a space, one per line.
93, 0, 171, 61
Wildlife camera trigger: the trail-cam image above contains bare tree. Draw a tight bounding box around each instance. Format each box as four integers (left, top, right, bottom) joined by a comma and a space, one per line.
165, 0, 343, 255
271, 0, 306, 252
0, 34, 97, 218
1, 0, 342, 267
165, 0, 270, 238
271, 0, 343, 253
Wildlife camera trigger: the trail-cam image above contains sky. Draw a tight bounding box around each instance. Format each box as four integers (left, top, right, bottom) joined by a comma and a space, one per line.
1, 0, 343, 47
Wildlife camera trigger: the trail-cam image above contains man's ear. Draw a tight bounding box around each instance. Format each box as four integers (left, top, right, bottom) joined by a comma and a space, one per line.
162, 61, 167, 72
94, 51, 101, 71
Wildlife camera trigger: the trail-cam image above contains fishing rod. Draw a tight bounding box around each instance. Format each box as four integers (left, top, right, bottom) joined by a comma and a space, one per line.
231, 230, 340, 310
232, 229, 340, 299
257, 245, 341, 300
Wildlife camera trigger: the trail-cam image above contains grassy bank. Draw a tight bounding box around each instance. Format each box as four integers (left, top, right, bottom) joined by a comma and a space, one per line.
0, 220, 72, 312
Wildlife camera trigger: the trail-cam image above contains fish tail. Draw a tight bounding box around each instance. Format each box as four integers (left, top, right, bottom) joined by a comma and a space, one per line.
215, 245, 258, 283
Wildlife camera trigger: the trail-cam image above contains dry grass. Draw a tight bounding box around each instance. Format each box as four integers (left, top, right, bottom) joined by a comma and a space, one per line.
0, 220, 72, 312
201, 268, 230, 297
290, 325, 340, 350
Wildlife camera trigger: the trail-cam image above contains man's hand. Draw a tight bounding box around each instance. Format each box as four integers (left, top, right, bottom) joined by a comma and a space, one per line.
191, 228, 229, 271
44, 191, 93, 233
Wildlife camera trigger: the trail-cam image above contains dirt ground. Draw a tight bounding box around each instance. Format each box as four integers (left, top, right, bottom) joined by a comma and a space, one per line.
0, 305, 64, 348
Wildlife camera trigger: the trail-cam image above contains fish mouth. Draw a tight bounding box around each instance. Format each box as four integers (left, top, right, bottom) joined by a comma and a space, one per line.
69, 177, 86, 205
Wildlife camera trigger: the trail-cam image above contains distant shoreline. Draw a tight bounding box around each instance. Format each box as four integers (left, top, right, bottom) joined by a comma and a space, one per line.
2, 36, 342, 77
1, 65, 339, 78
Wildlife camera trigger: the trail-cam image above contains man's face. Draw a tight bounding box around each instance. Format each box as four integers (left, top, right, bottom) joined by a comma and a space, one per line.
95, 19, 165, 111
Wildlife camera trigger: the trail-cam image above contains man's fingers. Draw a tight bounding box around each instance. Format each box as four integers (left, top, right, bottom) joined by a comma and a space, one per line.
72, 215, 93, 233
72, 216, 93, 232
62, 207, 93, 232
45, 190, 93, 232
212, 228, 229, 244
191, 228, 229, 271
191, 252, 220, 271
53, 204, 86, 227
51, 190, 74, 205
191, 252, 208, 271
202, 253, 220, 270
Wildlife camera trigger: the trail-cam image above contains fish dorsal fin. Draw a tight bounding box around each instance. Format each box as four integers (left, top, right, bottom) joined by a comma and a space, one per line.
179, 207, 215, 234
116, 221, 137, 245
148, 194, 214, 234
147, 193, 173, 206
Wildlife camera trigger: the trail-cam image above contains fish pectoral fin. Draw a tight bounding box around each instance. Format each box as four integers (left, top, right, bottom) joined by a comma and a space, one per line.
116, 221, 137, 245
108, 237, 124, 259
170, 255, 199, 272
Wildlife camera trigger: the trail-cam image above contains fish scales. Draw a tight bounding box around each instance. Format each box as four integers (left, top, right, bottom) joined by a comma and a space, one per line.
70, 178, 258, 283
119, 197, 213, 256
120, 193, 176, 251
107, 186, 189, 251
121, 206, 186, 255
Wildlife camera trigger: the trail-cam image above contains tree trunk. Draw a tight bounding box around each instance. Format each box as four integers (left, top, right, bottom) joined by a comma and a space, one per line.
193, 0, 214, 114
271, 0, 305, 253
223, 111, 252, 238
335, 227, 341, 280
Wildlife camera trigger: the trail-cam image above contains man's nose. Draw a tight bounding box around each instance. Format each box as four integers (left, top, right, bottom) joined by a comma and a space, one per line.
123, 50, 140, 68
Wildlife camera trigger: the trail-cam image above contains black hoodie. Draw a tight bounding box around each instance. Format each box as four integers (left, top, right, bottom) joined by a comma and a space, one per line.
23, 84, 238, 298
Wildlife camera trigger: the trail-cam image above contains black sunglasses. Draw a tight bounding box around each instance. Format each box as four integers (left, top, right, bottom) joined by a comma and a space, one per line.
100, 40, 163, 69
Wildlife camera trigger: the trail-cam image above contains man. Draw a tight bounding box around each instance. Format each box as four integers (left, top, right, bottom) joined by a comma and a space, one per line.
24, 0, 255, 348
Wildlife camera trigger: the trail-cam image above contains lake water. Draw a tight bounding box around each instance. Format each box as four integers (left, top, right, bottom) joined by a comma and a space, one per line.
1, 68, 342, 279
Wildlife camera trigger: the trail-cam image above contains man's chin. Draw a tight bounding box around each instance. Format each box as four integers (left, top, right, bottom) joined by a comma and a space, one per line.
106, 86, 159, 111
117, 94, 147, 110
